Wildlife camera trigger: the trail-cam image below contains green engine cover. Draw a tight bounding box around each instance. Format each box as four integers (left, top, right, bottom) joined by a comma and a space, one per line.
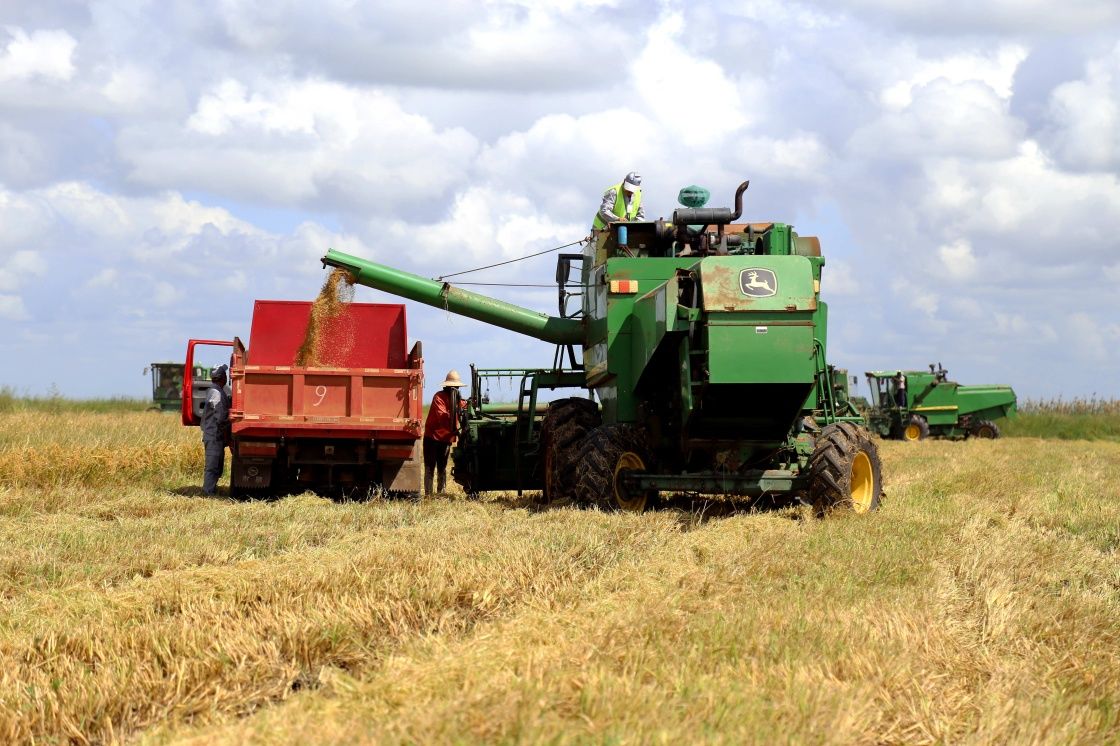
700, 256, 817, 385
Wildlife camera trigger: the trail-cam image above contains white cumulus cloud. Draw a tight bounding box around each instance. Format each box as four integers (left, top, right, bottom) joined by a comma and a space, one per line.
1043, 42, 1120, 172
122, 77, 479, 211
631, 10, 753, 142
0, 294, 28, 320
0, 27, 76, 83
937, 238, 977, 280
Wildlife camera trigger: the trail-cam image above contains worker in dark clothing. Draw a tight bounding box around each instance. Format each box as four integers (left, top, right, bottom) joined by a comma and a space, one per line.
894, 371, 907, 408
201, 364, 231, 495
424, 370, 466, 496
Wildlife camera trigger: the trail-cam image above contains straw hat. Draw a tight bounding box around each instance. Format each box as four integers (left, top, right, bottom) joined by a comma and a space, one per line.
441, 370, 465, 388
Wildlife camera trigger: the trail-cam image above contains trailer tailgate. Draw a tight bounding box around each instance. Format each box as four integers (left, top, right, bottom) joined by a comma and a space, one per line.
232, 365, 422, 438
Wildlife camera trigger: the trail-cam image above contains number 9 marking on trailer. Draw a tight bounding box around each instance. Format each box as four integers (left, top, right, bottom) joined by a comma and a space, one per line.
313, 385, 327, 406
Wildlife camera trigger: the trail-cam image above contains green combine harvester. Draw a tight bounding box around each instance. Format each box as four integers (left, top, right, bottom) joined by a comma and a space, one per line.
321, 180, 884, 514
863, 364, 1017, 440
144, 362, 210, 412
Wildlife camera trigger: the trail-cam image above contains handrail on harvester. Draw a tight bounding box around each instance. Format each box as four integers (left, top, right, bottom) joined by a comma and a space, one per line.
321, 249, 584, 346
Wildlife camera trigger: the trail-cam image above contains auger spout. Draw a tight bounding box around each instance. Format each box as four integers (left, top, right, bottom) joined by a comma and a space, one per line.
322, 249, 583, 346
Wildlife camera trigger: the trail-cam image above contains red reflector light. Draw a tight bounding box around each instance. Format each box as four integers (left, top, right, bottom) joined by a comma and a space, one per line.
609, 280, 638, 294
238, 441, 278, 457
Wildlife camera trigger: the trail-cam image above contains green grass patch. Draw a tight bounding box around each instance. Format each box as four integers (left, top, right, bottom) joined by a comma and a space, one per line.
1003, 412, 1120, 441
0, 386, 149, 414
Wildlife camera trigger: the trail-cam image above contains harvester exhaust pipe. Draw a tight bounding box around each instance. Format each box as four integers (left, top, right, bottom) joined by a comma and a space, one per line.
671, 180, 749, 227
321, 249, 583, 346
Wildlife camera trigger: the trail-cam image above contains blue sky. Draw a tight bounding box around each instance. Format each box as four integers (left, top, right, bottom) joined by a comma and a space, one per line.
1, 0, 1118, 402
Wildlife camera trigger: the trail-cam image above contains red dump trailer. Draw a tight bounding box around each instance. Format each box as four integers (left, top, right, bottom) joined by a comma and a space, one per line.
182, 300, 424, 497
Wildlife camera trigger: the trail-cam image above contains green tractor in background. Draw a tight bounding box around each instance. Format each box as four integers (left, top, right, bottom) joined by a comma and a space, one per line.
863, 363, 1017, 440
827, 366, 867, 415
144, 362, 210, 412
322, 180, 885, 515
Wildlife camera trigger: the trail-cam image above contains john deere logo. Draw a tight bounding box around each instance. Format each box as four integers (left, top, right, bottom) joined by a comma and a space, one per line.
739, 268, 777, 297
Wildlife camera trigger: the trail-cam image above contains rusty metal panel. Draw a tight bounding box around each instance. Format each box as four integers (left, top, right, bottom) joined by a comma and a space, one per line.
699, 256, 817, 312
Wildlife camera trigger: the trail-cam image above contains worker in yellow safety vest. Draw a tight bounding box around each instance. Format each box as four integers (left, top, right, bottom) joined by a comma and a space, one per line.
591, 171, 644, 230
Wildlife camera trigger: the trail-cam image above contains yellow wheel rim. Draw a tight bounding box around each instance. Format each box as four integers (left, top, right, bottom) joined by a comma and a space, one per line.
613, 452, 649, 512
904, 423, 921, 440
850, 450, 874, 513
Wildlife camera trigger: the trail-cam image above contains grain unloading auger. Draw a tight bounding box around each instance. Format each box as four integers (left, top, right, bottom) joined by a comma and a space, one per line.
323, 180, 883, 514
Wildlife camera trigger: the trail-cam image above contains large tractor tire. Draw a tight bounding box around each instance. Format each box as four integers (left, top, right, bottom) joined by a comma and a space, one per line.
539, 397, 601, 502
809, 422, 883, 516
573, 424, 655, 512
899, 415, 929, 442
971, 420, 1001, 439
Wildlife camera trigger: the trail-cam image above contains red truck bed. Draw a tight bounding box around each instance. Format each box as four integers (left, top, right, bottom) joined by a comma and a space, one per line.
231, 301, 423, 440
184, 299, 424, 495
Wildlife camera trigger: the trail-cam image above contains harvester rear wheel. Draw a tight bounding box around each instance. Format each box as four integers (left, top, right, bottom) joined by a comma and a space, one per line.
540, 398, 601, 502
573, 424, 654, 512
809, 422, 883, 516
971, 420, 1001, 439
900, 415, 929, 442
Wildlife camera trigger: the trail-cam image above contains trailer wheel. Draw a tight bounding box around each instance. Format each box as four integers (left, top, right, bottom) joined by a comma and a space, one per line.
900, 415, 929, 442
540, 398, 601, 502
573, 424, 654, 512
971, 420, 1001, 439
809, 423, 883, 516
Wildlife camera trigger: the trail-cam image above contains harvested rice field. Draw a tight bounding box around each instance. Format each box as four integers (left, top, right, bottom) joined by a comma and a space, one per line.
1, 410, 1118, 744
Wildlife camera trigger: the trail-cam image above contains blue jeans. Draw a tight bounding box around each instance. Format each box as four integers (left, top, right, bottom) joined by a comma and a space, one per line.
203, 439, 225, 495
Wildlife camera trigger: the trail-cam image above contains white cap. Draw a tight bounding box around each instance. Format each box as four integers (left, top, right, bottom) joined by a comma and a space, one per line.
622, 171, 642, 192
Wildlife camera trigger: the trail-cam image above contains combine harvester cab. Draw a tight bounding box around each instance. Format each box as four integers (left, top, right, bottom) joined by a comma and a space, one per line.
144, 362, 209, 412
863, 364, 1017, 440
182, 300, 424, 497
321, 180, 883, 516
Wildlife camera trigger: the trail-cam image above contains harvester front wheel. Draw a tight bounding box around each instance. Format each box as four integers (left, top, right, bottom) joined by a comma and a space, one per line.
900, 415, 929, 442
809, 423, 883, 516
540, 398, 601, 502
573, 424, 655, 512
971, 420, 1001, 439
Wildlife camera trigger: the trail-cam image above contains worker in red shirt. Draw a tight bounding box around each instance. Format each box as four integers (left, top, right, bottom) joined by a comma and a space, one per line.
424, 370, 466, 495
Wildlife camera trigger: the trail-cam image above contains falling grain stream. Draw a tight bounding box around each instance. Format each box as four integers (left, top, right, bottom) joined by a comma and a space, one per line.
294, 268, 356, 367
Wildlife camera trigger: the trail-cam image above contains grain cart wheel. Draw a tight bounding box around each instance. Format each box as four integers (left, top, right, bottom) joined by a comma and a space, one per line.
901, 415, 929, 442
573, 424, 655, 512
540, 398, 601, 502
971, 420, 1001, 439
809, 423, 883, 516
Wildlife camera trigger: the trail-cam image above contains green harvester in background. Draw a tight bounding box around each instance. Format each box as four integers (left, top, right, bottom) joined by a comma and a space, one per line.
144, 362, 210, 412
863, 364, 1017, 440
322, 180, 885, 515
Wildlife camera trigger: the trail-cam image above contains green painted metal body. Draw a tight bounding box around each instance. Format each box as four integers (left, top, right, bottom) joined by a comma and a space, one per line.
828, 367, 867, 415
322, 190, 859, 496
449, 367, 587, 493
146, 362, 208, 412
323, 251, 582, 345
863, 366, 1017, 439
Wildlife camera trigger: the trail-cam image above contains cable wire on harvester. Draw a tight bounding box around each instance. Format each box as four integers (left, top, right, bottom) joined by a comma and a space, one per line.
436, 237, 587, 281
